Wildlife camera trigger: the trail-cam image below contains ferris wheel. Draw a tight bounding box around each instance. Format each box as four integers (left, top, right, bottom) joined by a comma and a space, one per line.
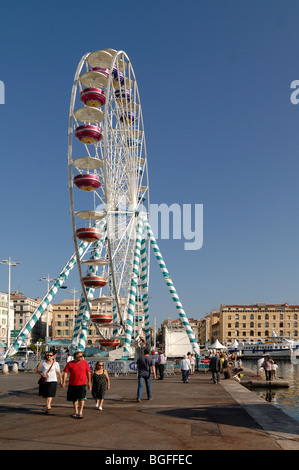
68, 49, 150, 354
4, 48, 199, 359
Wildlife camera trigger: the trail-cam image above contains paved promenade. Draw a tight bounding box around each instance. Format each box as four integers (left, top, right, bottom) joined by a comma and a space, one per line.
0, 370, 299, 453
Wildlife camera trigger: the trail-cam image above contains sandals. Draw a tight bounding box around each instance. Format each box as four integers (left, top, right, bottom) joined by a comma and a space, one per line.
71, 413, 83, 419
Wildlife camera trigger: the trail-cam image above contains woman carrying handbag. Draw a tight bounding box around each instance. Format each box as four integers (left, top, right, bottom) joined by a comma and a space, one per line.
37, 351, 62, 414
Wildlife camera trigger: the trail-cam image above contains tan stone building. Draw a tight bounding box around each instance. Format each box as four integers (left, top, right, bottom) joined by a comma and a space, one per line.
198, 303, 299, 345
219, 303, 299, 343
11, 290, 48, 344
52, 298, 147, 347
52, 299, 99, 346
198, 310, 220, 346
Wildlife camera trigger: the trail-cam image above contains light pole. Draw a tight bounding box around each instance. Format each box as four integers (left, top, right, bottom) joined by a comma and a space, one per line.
0, 257, 21, 352
67, 288, 81, 339
40, 275, 68, 348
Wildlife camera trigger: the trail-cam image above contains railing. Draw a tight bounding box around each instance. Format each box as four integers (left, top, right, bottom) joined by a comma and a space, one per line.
1, 356, 178, 378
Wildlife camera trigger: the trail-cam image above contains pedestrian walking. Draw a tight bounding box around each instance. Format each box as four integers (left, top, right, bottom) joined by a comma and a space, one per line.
36, 351, 62, 414
136, 348, 156, 402
262, 355, 274, 381
157, 349, 165, 380
209, 351, 222, 383
190, 354, 196, 375
91, 361, 110, 410
62, 351, 91, 419
180, 355, 191, 383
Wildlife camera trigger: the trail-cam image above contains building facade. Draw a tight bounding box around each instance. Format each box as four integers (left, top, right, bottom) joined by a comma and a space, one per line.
197, 303, 299, 346
219, 303, 299, 343
11, 291, 47, 345
0, 292, 14, 346
52, 298, 147, 347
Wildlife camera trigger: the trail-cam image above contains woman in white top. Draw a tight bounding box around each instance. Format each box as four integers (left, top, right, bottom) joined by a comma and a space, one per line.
181, 355, 191, 383
37, 352, 62, 414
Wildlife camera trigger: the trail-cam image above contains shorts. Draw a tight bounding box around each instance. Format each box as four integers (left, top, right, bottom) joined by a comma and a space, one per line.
67, 384, 87, 402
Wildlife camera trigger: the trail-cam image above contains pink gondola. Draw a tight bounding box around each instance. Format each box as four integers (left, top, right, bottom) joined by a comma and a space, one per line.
80, 87, 106, 108
76, 227, 102, 242
82, 276, 107, 288
90, 314, 113, 324
90, 67, 110, 78
75, 124, 102, 144
74, 174, 101, 191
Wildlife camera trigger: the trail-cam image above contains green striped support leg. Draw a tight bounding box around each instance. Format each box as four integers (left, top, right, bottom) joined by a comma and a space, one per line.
122, 216, 144, 359
4, 240, 89, 358
145, 218, 200, 355
140, 233, 150, 347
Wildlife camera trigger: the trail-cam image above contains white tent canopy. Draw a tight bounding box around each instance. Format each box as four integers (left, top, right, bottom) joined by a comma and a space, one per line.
207, 339, 226, 349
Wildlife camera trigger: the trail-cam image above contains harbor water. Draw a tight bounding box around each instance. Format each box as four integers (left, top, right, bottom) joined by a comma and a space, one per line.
243, 358, 299, 423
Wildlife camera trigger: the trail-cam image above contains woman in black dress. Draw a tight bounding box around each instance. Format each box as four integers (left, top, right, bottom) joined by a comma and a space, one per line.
91, 361, 110, 410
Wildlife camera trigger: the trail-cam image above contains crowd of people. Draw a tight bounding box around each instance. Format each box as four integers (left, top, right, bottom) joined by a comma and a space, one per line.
37, 350, 110, 418
36, 346, 278, 417
205, 350, 244, 383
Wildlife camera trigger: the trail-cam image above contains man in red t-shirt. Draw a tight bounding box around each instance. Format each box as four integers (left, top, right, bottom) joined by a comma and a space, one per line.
62, 351, 91, 419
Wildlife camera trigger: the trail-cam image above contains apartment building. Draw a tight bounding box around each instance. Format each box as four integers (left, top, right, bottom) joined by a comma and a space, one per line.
219, 303, 299, 343
11, 290, 47, 344
0, 292, 14, 346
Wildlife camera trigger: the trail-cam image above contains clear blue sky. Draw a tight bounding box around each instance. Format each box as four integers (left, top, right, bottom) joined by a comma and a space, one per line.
1, 0, 299, 327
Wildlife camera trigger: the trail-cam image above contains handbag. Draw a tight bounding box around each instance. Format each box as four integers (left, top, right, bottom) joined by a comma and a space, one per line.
38, 361, 55, 385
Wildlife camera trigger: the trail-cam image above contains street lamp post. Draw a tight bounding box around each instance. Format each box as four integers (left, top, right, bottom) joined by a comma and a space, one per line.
40, 275, 68, 349
67, 288, 81, 339
0, 257, 21, 352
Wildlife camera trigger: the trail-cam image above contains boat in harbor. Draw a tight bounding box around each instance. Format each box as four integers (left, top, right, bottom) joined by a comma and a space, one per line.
228, 336, 299, 359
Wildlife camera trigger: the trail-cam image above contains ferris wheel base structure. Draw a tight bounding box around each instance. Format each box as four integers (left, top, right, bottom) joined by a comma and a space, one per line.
4, 214, 199, 358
